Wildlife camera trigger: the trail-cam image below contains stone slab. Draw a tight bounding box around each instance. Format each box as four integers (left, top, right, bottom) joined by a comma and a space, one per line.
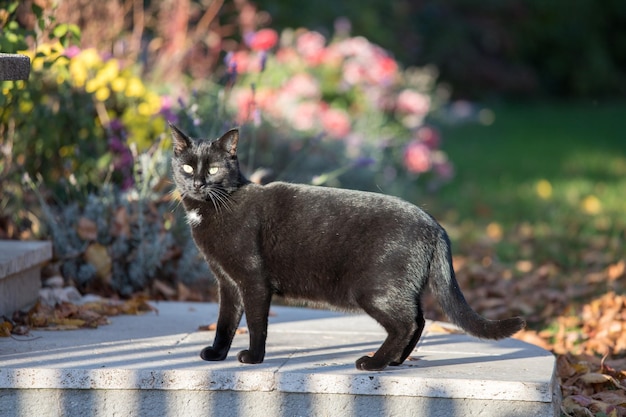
0, 240, 52, 316
0, 53, 31, 81
0, 302, 559, 417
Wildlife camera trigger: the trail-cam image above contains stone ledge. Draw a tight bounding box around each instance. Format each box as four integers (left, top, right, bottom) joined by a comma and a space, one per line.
0, 302, 560, 417
0, 240, 52, 316
0, 53, 31, 81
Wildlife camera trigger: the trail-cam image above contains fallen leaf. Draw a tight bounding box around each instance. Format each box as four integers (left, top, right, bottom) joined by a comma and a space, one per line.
111, 206, 130, 237
84, 243, 112, 283
76, 217, 98, 240
0, 320, 13, 337
428, 323, 463, 334
198, 323, 247, 334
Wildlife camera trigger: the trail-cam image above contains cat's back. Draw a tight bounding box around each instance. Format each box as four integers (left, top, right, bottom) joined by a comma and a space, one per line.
258, 181, 437, 229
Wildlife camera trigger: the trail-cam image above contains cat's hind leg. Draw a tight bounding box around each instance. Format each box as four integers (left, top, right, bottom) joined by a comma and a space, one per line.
390, 304, 426, 366
355, 295, 419, 371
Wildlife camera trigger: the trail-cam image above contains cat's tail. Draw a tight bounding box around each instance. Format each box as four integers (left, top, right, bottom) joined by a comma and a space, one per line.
428, 231, 525, 339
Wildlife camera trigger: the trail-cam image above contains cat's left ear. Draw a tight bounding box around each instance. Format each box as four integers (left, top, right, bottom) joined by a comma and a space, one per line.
217, 128, 240, 156
170, 123, 192, 156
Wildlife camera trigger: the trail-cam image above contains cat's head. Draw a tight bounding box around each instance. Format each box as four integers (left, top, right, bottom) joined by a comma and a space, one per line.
170, 124, 247, 203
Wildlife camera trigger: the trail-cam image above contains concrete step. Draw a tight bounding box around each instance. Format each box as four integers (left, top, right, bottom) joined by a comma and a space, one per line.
0, 240, 52, 317
0, 302, 559, 417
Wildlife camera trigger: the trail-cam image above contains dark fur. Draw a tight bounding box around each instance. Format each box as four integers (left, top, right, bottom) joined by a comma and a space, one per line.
171, 125, 525, 371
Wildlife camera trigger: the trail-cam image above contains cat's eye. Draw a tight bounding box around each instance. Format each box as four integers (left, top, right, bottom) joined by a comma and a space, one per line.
208, 167, 219, 175
182, 164, 194, 174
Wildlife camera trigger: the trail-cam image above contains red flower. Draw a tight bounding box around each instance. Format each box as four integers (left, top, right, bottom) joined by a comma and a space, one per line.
404, 141, 432, 173
249, 29, 278, 51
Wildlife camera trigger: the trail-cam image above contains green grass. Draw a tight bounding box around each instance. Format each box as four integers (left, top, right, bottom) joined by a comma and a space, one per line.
424, 100, 626, 267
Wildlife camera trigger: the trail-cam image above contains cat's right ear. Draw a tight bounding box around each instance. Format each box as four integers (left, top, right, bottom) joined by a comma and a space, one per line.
217, 128, 240, 157
170, 123, 192, 156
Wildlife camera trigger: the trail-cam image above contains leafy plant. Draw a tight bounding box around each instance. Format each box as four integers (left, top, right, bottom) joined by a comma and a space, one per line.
28, 143, 211, 298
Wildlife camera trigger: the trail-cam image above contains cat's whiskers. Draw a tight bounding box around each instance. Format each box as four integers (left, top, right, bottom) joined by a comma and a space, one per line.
211, 187, 234, 213
206, 188, 221, 214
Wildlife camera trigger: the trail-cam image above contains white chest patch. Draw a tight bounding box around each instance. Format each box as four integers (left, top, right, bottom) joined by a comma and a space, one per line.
186, 209, 203, 227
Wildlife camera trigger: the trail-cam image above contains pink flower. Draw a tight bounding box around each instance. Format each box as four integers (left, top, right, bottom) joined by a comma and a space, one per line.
292, 101, 321, 131
229, 51, 252, 73
404, 141, 432, 173
233, 89, 256, 124
322, 108, 351, 138
343, 61, 366, 85
275, 47, 299, 64
249, 29, 279, 51
368, 55, 397, 85
64, 45, 81, 58
396, 89, 431, 115
296, 31, 327, 65
415, 126, 440, 149
283, 74, 320, 99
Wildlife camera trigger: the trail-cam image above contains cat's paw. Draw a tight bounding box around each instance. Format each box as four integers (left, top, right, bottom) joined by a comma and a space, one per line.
237, 349, 264, 364
355, 355, 389, 371
200, 346, 228, 361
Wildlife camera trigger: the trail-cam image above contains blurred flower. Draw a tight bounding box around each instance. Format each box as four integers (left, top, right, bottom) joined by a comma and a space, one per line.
368, 55, 397, 85
431, 151, 454, 180
322, 108, 351, 138
297, 31, 327, 65
249, 29, 279, 51
353, 156, 376, 168
64, 45, 81, 58
404, 141, 432, 173
225, 26, 451, 184
397, 89, 431, 115
415, 126, 441, 149
233, 88, 256, 124
292, 101, 320, 132
283, 73, 320, 99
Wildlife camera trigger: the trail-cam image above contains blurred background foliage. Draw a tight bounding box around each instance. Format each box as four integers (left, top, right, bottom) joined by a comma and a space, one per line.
258, 0, 626, 98
0, 0, 624, 346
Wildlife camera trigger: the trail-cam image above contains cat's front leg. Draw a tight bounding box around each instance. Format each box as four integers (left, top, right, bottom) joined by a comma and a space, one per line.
236, 284, 272, 364
200, 278, 243, 361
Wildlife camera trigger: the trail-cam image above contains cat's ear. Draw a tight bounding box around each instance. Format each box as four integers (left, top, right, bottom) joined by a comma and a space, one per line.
170, 123, 192, 156
217, 128, 240, 156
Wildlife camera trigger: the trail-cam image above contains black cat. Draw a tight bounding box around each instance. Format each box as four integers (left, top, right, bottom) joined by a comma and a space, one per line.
170, 125, 525, 371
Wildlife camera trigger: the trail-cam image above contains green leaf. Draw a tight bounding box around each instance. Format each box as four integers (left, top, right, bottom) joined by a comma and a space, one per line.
8, 2, 19, 14
52, 24, 68, 38
31, 3, 43, 18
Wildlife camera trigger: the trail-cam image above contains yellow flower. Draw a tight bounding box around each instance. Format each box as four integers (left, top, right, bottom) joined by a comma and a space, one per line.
536, 179, 552, 199
137, 102, 151, 116
59, 145, 74, 157
85, 78, 101, 93
19, 100, 34, 114
70, 60, 88, 88
125, 77, 145, 97
95, 87, 111, 102
138, 92, 162, 116
111, 77, 127, 92
31, 56, 45, 71
581, 195, 602, 215
77, 48, 102, 69
98, 60, 119, 84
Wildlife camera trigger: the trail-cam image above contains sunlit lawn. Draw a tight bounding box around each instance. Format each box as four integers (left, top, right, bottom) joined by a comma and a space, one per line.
426, 100, 626, 270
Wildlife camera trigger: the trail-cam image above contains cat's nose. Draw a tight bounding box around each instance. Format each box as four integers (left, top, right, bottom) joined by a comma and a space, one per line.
193, 179, 204, 189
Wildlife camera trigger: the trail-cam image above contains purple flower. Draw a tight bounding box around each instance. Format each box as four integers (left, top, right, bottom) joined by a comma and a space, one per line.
108, 136, 125, 153
109, 119, 124, 132
353, 157, 376, 168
